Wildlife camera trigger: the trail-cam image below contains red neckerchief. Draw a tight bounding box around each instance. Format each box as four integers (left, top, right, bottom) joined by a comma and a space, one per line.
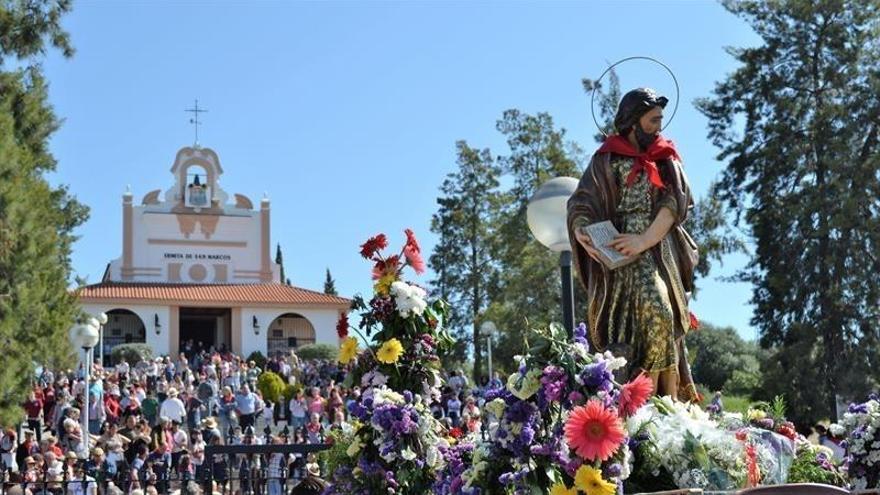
597, 134, 680, 189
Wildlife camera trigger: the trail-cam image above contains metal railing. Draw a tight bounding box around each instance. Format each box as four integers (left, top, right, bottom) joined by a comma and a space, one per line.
0, 443, 331, 495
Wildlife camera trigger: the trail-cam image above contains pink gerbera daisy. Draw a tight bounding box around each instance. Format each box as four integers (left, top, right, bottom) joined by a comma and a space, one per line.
619, 372, 653, 417
564, 400, 626, 462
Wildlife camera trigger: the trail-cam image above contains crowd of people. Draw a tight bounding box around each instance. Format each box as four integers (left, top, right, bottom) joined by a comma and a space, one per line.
0, 341, 501, 495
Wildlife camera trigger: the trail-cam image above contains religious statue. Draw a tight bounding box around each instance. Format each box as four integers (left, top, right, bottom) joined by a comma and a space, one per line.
187, 174, 208, 208
567, 87, 700, 401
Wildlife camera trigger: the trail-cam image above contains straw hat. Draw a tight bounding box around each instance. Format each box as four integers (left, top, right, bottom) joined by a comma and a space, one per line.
201, 417, 218, 429
168, 388, 179, 397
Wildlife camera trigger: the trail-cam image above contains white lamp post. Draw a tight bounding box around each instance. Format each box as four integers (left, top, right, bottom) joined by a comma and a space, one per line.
96, 312, 108, 366
480, 321, 497, 385
526, 177, 579, 335
69, 321, 99, 458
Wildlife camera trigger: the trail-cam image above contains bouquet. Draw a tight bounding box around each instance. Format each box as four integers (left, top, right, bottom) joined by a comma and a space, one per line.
835, 394, 880, 489
323, 230, 455, 494
435, 322, 653, 494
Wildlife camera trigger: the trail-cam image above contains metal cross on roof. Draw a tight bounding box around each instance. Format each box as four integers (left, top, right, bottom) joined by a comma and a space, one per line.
185, 99, 208, 147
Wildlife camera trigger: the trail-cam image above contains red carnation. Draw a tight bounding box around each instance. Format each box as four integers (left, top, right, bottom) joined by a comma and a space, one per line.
777, 421, 797, 441
336, 313, 349, 339
449, 427, 463, 439
360, 234, 388, 259
689, 311, 700, 331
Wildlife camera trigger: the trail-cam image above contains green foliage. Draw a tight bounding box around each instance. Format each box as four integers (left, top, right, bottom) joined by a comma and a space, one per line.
686, 322, 761, 394
282, 383, 300, 403
428, 141, 501, 380
324, 268, 338, 295
697, 0, 880, 423
256, 371, 286, 404
296, 343, 338, 361
246, 351, 267, 370
788, 445, 848, 487
0, 0, 74, 64
0, 1, 87, 427
275, 244, 286, 285
110, 344, 153, 365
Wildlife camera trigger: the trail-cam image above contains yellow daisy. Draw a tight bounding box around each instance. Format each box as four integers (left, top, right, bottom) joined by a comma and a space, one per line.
549, 482, 577, 495
376, 338, 404, 364
574, 465, 617, 495
374, 273, 397, 296
338, 337, 359, 364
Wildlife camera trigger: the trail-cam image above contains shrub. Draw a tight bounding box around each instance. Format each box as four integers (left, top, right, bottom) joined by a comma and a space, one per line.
110, 343, 153, 365
256, 371, 286, 404
295, 343, 337, 361
246, 350, 267, 370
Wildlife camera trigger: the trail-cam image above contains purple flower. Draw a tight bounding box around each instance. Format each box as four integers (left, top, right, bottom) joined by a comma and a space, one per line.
541, 365, 567, 403
574, 322, 588, 345
581, 361, 613, 392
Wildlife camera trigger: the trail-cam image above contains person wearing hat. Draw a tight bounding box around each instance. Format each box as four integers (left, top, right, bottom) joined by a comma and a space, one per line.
16, 428, 38, 470
158, 388, 186, 425
200, 417, 221, 445
568, 86, 699, 401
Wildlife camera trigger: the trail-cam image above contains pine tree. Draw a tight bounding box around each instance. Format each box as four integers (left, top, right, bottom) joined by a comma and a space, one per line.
275, 243, 286, 284
478, 111, 587, 371
0, 0, 88, 426
324, 268, 338, 296
697, 0, 880, 424
429, 141, 500, 381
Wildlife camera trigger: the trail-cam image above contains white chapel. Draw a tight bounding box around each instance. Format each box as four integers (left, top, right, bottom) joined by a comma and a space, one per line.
77, 145, 349, 360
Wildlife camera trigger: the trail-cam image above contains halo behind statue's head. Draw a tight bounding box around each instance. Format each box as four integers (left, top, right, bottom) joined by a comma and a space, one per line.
590, 56, 679, 136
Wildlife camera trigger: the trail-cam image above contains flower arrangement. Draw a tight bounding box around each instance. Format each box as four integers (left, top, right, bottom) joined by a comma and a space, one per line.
835, 394, 880, 490
434, 322, 651, 494
322, 230, 455, 494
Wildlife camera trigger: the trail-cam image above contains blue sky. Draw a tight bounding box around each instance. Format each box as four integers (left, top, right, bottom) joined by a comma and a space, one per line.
43, 1, 762, 341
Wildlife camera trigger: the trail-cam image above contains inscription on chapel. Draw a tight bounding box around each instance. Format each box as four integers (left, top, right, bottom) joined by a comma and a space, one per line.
163, 252, 232, 261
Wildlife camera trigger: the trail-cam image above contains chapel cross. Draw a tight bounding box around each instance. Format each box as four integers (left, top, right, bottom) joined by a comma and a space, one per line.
185, 99, 208, 147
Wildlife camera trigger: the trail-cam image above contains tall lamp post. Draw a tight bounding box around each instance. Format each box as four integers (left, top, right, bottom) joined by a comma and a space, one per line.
95, 312, 108, 367
526, 177, 579, 335
69, 321, 99, 458
480, 321, 497, 385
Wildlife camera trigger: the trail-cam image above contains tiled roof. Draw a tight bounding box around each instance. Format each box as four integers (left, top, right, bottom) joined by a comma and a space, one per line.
76, 282, 350, 307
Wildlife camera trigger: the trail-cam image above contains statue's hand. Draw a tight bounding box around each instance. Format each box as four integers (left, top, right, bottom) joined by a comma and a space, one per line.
607, 233, 651, 257
574, 229, 603, 263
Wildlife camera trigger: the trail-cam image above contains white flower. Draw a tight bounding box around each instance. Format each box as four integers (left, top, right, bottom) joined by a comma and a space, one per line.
346, 437, 364, 457
829, 423, 846, 437
390, 281, 428, 318
371, 387, 404, 406
401, 448, 417, 461
360, 370, 388, 388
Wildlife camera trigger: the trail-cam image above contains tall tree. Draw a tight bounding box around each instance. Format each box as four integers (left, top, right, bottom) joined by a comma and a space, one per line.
0, 0, 88, 426
324, 268, 338, 296
697, 0, 880, 423
486, 111, 585, 370
429, 141, 500, 381
275, 243, 286, 284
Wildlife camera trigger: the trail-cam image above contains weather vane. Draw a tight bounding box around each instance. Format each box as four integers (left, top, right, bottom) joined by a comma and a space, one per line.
185, 99, 208, 147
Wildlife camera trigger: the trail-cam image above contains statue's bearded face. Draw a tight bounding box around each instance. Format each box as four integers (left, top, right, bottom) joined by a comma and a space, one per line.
634, 106, 664, 149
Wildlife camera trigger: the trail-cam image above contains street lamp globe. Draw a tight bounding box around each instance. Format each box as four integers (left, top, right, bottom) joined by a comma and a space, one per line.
69, 322, 100, 350
480, 321, 497, 337
526, 177, 579, 252
97, 312, 108, 325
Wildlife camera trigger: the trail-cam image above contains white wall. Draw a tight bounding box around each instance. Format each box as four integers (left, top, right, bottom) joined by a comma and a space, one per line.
239, 307, 341, 357
81, 303, 171, 356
